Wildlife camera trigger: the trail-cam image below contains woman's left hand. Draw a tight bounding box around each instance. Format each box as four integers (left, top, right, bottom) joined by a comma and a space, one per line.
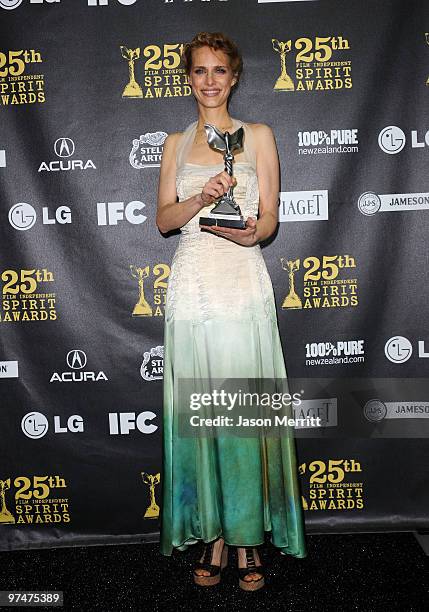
204, 217, 259, 246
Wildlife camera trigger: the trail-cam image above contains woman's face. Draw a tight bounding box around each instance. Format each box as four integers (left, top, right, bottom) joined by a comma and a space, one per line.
188, 45, 237, 110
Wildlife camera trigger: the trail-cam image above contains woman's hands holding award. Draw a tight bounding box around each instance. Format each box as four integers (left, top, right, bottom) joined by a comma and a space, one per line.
199, 123, 259, 246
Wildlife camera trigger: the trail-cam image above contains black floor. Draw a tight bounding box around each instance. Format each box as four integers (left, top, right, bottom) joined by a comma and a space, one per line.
0, 533, 428, 611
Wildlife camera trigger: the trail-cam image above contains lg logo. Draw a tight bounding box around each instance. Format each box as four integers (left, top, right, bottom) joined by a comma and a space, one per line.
21, 412, 84, 439
378, 126, 406, 155
8, 201, 146, 229
20, 411, 158, 438
0, 0, 60, 9
8, 203, 71, 231
384, 336, 429, 363
378, 126, 429, 154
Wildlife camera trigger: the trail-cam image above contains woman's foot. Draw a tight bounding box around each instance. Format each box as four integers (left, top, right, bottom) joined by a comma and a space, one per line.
193, 537, 228, 586
237, 546, 265, 591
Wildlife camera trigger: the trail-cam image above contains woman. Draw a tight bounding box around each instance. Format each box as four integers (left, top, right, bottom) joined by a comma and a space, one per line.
156, 32, 307, 591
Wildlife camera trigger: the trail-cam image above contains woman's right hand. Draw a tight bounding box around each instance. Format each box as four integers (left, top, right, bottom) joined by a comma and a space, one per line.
199, 171, 237, 207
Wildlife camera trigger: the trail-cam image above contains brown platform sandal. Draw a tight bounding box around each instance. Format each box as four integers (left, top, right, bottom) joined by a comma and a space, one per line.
193, 538, 228, 586
238, 547, 265, 591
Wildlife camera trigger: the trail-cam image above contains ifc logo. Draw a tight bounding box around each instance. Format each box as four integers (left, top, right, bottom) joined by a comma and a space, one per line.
378, 126, 406, 154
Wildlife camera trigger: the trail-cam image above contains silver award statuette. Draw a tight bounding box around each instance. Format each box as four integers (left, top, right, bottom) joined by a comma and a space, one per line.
199, 123, 246, 229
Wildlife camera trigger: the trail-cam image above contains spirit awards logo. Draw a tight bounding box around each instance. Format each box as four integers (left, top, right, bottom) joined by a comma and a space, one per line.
130, 131, 167, 168
0, 479, 14, 524
130, 263, 170, 318
0, 268, 57, 323
272, 35, 352, 93
140, 346, 163, 381
0, 0, 60, 8
281, 255, 358, 309
38, 138, 96, 172
0, 49, 46, 106
299, 459, 364, 511
358, 190, 429, 215
50, 349, 108, 382
0, 475, 71, 525
120, 43, 191, 99
141, 472, 160, 519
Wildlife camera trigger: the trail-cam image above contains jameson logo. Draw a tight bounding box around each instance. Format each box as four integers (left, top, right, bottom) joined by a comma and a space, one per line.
0, 475, 70, 526
272, 35, 352, 92
299, 459, 364, 511
0, 50, 45, 106
281, 255, 358, 310
0, 268, 57, 323
120, 43, 191, 99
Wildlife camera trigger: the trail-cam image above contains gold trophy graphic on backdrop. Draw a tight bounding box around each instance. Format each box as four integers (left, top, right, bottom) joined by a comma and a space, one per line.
426, 33, 429, 86
120, 46, 143, 98
281, 258, 302, 309
0, 479, 15, 524
130, 265, 153, 316
272, 39, 295, 91
141, 472, 160, 519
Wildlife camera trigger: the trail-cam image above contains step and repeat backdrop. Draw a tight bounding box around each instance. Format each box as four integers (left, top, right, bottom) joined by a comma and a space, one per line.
1, 0, 428, 551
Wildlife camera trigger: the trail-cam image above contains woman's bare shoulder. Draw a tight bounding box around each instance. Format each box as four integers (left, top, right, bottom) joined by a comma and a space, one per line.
162, 131, 183, 160
164, 131, 183, 144
246, 122, 274, 133
245, 122, 275, 145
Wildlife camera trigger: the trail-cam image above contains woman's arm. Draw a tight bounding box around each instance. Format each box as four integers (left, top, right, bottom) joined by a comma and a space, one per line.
156, 133, 205, 233
206, 123, 280, 246
156, 133, 235, 234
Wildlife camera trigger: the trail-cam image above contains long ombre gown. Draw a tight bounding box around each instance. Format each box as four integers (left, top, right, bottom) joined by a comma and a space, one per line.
160, 117, 307, 559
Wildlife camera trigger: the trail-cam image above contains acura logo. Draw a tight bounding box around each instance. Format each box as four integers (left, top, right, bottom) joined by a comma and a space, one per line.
66, 350, 87, 370
54, 138, 75, 158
